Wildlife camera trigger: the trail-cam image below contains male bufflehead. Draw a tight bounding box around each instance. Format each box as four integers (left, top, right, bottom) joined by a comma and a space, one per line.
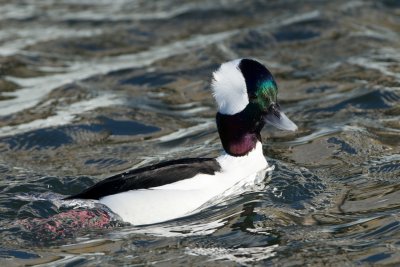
65, 58, 297, 225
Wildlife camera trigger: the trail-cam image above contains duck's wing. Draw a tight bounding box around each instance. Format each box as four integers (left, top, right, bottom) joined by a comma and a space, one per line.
64, 158, 221, 200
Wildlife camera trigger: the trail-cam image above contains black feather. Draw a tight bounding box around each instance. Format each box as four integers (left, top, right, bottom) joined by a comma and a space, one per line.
64, 158, 221, 200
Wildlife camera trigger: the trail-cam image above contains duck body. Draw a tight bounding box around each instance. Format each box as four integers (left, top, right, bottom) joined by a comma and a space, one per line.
66, 143, 267, 225
65, 58, 297, 226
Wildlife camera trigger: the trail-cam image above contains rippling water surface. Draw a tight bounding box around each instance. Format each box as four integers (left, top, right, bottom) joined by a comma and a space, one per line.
0, 0, 399, 266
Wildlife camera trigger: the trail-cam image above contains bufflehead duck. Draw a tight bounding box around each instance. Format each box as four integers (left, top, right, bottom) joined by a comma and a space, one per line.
65, 58, 297, 225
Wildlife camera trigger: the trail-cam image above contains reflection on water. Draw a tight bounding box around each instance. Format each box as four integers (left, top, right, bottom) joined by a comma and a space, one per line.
0, 0, 399, 265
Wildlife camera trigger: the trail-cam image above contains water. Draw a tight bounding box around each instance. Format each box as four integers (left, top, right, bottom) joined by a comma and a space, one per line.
0, 0, 399, 265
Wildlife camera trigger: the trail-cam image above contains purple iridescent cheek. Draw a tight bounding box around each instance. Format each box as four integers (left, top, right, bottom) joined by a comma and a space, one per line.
228, 133, 258, 155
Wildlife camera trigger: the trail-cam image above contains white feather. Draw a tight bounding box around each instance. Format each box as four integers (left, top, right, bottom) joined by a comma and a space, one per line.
211, 59, 248, 115
99, 142, 268, 225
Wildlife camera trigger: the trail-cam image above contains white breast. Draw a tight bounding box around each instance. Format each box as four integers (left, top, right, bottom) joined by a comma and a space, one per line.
100, 142, 268, 225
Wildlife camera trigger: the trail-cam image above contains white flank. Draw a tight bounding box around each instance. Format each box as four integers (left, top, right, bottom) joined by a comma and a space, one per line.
100, 142, 268, 225
211, 59, 248, 115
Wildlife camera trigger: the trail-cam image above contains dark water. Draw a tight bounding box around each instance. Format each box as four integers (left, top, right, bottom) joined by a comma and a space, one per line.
0, 0, 399, 266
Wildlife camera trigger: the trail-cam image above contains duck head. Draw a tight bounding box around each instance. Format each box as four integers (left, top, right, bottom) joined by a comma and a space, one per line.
212, 58, 297, 156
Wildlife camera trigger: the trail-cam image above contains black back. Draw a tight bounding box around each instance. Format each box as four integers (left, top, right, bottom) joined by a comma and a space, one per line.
64, 158, 221, 200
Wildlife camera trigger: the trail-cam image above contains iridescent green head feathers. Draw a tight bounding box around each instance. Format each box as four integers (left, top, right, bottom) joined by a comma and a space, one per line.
212, 58, 278, 115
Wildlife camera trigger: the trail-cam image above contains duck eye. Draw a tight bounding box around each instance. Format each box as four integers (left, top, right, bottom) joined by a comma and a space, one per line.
267, 103, 281, 118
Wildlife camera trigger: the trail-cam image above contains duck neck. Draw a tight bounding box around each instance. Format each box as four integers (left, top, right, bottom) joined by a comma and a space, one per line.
216, 105, 265, 157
